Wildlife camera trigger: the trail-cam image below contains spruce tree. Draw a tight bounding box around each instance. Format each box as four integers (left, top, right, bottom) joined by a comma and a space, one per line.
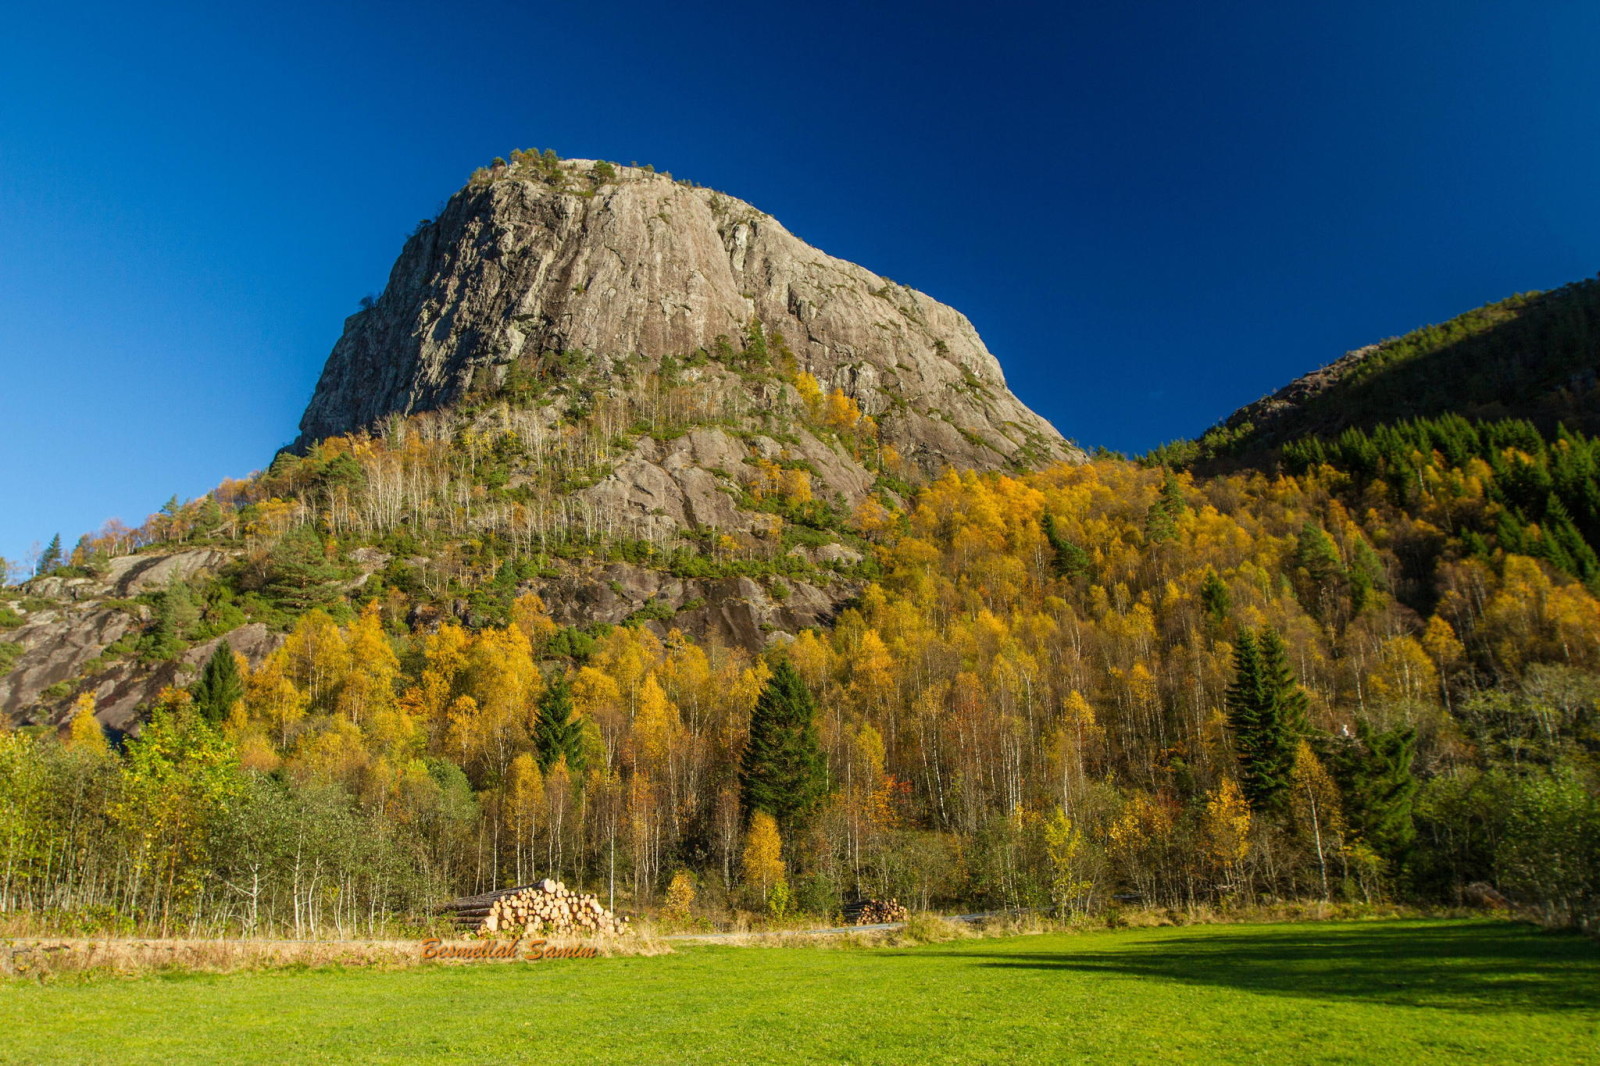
1347, 722, 1418, 861
1200, 568, 1231, 624
37, 534, 62, 575
739, 660, 827, 834
1225, 626, 1307, 814
1042, 514, 1093, 579
1294, 522, 1345, 618
534, 673, 585, 771
190, 643, 244, 724
1347, 537, 1387, 613
1143, 470, 1188, 543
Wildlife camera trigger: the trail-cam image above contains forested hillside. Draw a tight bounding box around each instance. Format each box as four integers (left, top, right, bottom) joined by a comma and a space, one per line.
0, 163, 1595, 939
3, 423, 1596, 934
1155, 277, 1600, 465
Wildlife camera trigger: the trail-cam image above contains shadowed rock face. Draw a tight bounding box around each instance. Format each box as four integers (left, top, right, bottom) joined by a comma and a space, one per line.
294, 160, 1074, 473
0, 550, 282, 734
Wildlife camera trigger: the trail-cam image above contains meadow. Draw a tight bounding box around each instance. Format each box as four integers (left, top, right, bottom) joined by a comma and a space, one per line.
1, 919, 1596, 1064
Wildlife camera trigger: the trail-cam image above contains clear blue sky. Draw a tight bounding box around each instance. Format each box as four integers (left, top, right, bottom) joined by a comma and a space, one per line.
3, 1, 1598, 570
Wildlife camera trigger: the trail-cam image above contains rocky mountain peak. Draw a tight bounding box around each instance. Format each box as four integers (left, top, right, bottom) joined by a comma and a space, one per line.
294, 156, 1074, 473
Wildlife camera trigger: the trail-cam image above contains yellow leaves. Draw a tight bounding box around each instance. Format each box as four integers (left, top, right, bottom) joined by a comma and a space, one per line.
423, 622, 471, 684
1365, 635, 1440, 710
592, 625, 663, 712
281, 609, 350, 710
336, 603, 400, 726
741, 810, 784, 896
854, 722, 887, 779
853, 496, 897, 543
512, 593, 559, 646
664, 869, 697, 920
794, 371, 823, 418
1420, 616, 1465, 670
289, 717, 370, 786
1203, 778, 1251, 869
573, 665, 624, 721
463, 624, 541, 722
505, 752, 545, 834
1107, 791, 1174, 856
786, 630, 834, 691
748, 459, 813, 506
631, 674, 682, 769
1125, 661, 1159, 713
1043, 808, 1093, 913
822, 388, 863, 433
848, 629, 896, 708
1062, 690, 1096, 731
443, 694, 481, 764
246, 498, 299, 538
65, 693, 109, 756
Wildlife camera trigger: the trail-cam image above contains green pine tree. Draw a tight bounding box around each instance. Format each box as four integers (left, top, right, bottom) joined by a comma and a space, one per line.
1294, 522, 1345, 618
1143, 470, 1188, 544
190, 642, 245, 724
37, 534, 63, 575
1346, 722, 1418, 863
1347, 536, 1387, 613
1042, 514, 1093, 579
739, 660, 828, 834
1225, 627, 1308, 815
534, 672, 585, 771
1200, 568, 1231, 624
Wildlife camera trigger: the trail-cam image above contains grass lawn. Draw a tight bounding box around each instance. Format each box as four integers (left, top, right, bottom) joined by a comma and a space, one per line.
2, 919, 1596, 1064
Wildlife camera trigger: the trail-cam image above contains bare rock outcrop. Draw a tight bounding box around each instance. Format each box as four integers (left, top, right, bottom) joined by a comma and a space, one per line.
294, 159, 1074, 474
0, 550, 279, 733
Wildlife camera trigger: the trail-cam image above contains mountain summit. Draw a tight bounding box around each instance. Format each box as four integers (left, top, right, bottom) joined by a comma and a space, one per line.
295, 155, 1072, 473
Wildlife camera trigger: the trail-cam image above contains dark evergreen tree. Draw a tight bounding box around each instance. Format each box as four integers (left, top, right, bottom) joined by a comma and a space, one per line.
534, 673, 585, 771
739, 660, 828, 833
1200, 568, 1231, 624
1293, 522, 1344, 619
1143, 470, 1188, 543
1347, 536, 1387, 613
137, 585, 193, 661
1346, 722, 1419, 862
190, 642, 245, 724
37, 534, 63, 575
1042, 514, 1093, 579
1225, 627, 1307, 815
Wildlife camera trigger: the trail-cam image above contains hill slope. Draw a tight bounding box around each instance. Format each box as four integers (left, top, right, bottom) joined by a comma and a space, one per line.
1165, 277, 1600, 463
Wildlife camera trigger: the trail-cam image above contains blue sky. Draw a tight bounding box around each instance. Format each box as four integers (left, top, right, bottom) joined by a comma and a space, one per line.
2, 1, 1598, 570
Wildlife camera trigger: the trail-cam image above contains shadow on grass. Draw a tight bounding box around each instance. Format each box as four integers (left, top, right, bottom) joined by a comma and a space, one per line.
916, 921, 1600, 1015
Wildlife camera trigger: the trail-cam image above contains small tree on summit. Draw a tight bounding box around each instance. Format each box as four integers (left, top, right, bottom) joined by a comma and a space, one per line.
36, 534, 63, 576
1225, 627, 1308, 815
739, 660, 827, 834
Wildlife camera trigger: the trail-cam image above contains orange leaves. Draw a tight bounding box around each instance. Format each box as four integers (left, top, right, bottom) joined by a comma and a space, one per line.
822, 388, 864, 433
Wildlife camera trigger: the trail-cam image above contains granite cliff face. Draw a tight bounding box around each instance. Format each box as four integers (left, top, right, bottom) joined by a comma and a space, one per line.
295, 159, 1073, 473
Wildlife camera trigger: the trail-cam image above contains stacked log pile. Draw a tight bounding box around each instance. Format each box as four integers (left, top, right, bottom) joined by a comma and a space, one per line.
843, 898, 908, 925
440, 880, 629, 937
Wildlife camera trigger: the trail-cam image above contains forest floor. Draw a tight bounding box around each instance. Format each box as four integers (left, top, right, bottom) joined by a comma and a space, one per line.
1, 919, 1595, 1064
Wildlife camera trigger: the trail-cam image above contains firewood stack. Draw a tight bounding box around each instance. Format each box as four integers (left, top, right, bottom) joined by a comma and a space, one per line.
843, 898, 909, 925
439, 880, 629, 937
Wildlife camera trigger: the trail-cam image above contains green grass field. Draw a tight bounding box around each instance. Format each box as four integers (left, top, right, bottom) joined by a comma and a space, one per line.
2, 919, 1596, 1064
